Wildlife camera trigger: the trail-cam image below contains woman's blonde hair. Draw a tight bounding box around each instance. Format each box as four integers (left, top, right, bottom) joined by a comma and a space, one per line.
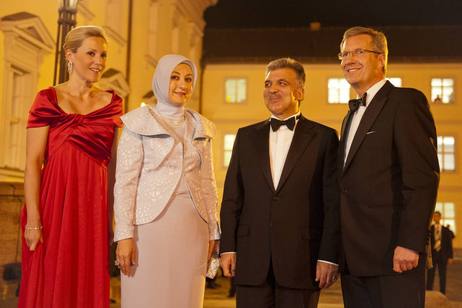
63, 25, 107, 52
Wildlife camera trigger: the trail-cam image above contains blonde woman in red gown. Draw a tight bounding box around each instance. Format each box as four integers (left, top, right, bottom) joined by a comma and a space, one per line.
19, 26, 122, 308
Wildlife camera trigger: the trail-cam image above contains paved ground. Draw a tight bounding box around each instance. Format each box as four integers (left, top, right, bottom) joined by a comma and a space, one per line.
2, 259, 461, 308
204, 276, 344, 308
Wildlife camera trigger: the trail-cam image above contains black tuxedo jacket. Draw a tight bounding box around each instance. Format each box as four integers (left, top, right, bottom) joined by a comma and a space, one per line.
220, 115, 340, 289
338, 81, 440, 276
429, 225, 454, 260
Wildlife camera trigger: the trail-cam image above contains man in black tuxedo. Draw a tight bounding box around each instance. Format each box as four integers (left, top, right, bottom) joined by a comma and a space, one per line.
220, 58, 340, 308
426, 211, 454, 294
337, 26, 440, 308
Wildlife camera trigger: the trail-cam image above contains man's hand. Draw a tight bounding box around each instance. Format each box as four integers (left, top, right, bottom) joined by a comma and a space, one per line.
393, 246, 419, 273
220, 253, 236, 277
316, 261, 339, 288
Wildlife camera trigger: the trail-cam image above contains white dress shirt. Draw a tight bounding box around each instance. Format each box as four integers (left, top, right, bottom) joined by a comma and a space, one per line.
344, 79, 387, 165
269, 112, 300, 189
434, 223, 442, 251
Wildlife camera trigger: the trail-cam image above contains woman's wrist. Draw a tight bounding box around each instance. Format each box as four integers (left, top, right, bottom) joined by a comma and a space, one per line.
26, 217, 42, 226
26, 209, 41, 222
25, 224, 43, 230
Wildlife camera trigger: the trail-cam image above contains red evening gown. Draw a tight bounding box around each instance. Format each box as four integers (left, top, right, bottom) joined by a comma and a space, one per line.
18, 87, 122, 308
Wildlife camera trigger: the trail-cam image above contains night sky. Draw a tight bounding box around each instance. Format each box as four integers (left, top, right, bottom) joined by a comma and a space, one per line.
204, 0, 462, 29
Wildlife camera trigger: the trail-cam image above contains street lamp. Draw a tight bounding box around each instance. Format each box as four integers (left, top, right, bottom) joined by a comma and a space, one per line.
53, 0, 79, 85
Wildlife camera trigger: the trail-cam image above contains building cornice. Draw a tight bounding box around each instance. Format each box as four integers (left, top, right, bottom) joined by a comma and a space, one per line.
168, 0, 217, 31
0, 12, 54, 53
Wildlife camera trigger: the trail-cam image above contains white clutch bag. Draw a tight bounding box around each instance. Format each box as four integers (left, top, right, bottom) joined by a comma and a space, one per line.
206, 253, 220, 279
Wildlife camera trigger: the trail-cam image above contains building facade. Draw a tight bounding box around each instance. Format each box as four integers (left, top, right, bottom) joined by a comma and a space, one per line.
201, 26, 462, 249
1, 2, 461, 297
0, 0, 216, 295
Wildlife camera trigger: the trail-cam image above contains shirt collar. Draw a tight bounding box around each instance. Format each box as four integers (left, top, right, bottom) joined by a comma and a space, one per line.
363, 79, 387, 106
270, 111, 301, 121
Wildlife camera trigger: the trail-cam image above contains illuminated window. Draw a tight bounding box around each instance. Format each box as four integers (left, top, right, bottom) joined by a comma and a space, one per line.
437, 136, 455, 171
388, 77, 402, 87
435, 202, 456, 233
328, 78, 350, 104
223, 134, 236, 167
431, 78, 454, 104
225, 79, 247, 103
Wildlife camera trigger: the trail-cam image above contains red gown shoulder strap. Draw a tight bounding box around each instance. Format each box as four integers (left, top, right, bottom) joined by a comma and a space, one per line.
108, 90, 124, 127
27, 88, 62, 128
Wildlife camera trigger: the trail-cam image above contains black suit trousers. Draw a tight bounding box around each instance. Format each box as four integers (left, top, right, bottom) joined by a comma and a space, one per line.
426, 250, 448, 294
236, 265, 320, 308
341, 264, 426, 308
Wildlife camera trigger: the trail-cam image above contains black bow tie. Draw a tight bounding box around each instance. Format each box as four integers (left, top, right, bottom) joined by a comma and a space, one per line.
348, 93, 367, 113
270, 115, 299, 132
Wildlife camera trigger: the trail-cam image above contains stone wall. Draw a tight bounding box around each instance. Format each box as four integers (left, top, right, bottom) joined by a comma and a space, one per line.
0, 183, 23, 299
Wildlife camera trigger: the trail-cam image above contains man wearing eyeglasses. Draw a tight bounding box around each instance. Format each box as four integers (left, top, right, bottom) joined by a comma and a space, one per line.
337, 26, 439, 308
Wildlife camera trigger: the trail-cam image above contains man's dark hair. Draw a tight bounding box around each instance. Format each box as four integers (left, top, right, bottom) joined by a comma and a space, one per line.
266, 57, 305, 86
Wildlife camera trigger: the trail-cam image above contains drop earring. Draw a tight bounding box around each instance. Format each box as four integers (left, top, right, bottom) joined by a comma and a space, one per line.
67, 61, 73, 74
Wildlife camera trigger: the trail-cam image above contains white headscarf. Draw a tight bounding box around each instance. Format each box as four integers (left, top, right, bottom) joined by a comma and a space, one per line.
152, 54, 198, 119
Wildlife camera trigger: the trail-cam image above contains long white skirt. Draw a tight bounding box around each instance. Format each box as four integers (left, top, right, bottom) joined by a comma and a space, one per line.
121, 193, 209, 308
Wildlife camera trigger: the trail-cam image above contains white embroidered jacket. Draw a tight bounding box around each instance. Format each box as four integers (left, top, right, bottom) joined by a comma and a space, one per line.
113, 106, 220, 242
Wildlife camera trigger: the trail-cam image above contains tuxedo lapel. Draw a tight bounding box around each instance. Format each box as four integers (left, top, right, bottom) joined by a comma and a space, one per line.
276, 116, 316, 192
338, 111, 352, 170
343, 81, 394, 172
340, 111, 352, 140
254, 121, 275, 192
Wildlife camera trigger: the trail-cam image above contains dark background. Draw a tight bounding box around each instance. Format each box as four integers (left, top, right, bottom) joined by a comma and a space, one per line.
204, 0, 462, 29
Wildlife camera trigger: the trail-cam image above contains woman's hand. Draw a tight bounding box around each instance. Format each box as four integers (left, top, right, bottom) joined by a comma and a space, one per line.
116, 238, 137, 276
24, 227, 43, 251
207, 240, 219, 264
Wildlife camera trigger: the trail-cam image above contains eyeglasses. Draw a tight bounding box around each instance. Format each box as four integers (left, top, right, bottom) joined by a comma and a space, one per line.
338, 48, 382, 60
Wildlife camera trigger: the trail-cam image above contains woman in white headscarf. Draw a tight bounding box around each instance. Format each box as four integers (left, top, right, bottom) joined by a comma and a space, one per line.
113, 54, 220, 307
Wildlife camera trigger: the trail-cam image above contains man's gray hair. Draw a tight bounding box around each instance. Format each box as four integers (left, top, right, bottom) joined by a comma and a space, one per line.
266, 57, 305, 86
